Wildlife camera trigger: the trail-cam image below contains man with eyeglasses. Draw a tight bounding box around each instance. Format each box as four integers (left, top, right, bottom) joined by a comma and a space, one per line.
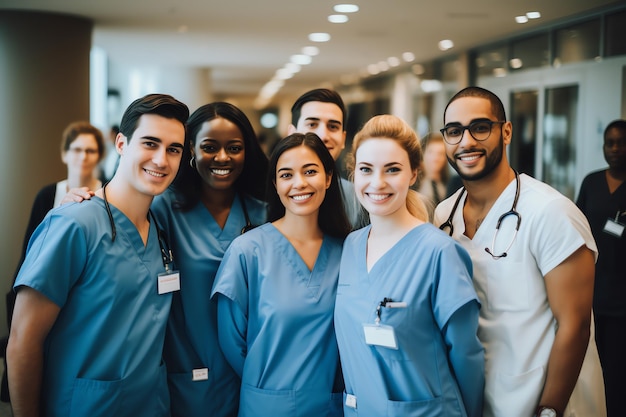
434, 86, 603, 417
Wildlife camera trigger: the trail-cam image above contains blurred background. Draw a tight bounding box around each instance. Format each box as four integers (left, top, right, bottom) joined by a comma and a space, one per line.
1, 0, 625, 339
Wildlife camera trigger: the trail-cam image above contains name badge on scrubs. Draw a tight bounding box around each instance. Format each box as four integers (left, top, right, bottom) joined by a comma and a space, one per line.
192, 368, 209, 381
363, 298, 406, 349
158, 270, 181, 294
363, 323, 398, 349
604, 212, 625, 238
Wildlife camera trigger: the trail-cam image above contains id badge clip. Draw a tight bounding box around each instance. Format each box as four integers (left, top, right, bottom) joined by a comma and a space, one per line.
603, 210, 625, 238
362, 297, 407, 350
158, 269, 180, 294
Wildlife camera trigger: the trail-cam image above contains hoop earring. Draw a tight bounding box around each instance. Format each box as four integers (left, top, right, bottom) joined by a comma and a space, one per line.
189, 157, 197, 169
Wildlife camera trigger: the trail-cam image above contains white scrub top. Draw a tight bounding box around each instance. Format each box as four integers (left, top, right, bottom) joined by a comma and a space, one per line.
434, 174, 600, 417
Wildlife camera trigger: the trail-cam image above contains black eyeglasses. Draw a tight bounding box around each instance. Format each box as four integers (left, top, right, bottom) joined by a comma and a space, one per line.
440, 120, 505, 145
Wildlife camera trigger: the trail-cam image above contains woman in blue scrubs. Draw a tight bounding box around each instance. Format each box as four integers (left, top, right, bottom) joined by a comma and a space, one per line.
334, 115, 484, 417
151, 102, 269, 417
212, 133, 351, 417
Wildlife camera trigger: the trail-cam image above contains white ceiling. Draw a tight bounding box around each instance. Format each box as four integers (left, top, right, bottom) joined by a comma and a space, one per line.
1, 0, 620, 105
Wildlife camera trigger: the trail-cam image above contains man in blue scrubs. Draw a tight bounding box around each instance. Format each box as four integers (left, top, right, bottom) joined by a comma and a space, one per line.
7, 94, 188, 417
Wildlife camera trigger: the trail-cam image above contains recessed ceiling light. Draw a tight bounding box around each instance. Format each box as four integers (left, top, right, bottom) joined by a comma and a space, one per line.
526, 11, 541, 19
438, 39, 454, 51
402, 52, 415, 62
510, 58, 523, 69
387, 57, 401, 67
309, 32, 331, 42
290, 54, 313, 65
334, 4, 359, 13
284, 62, 302, 73
302, 46, 320, 56
377, 61, 390, 72
367, 64, 380, 75
515, 15, 528, 24
328, 14, 349, 23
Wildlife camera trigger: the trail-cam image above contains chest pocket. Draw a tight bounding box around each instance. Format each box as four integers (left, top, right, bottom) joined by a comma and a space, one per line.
484, 260, 530, 311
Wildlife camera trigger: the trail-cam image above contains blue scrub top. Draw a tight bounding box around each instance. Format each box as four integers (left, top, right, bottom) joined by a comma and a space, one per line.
334, 223, 484, 417
14, 197, 171, 417
152, 190, 266, 417
212, 223, 344, 417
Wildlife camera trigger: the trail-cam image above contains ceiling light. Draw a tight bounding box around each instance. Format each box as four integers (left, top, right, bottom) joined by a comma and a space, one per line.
334, 4, 359, 13
290, 54, 312, 65
308, 33, 331, 42
301, 46, 320, 56
509, 58, 523, 69
387, 57, 401, 67
367, 64, 380, 75
402, 52, 415, 62
515, 15, 528, 24
526, 11, 541, 19
438, 39, 454, 51
274, 68, 294, 80
328, 14, 349, 23
284, 62, 301, 73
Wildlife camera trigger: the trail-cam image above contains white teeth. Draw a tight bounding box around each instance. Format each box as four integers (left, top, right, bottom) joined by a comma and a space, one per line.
368, 194, 389, 201
292, 194, 312, 201
145, 169, 165, 177
212, 169, 231, 175
459, 155, 480, 161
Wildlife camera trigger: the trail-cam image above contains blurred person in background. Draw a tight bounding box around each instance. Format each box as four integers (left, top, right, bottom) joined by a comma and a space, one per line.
576, 119, 626, 417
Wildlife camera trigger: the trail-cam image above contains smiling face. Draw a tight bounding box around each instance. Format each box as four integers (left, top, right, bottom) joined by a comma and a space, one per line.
291, 101, 346, 161
62, 133, 101, 179
443, 96, 511, 181
274, 144, 331, 218
193, 117, 246, 192
354, 138, 417, 219
115, 113, 185, 197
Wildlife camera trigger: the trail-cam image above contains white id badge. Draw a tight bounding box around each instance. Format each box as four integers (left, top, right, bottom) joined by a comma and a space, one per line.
158, 271, 181, 294
363, 323, 398, 349
604, 218, 625, 238
192, 368, 209, 381
345, 393, 357, 409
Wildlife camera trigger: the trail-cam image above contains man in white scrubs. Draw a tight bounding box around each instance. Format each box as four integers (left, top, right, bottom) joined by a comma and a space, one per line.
434, 86, 603, 417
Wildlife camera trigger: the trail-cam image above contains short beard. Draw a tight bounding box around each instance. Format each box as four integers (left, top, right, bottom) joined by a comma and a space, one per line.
447, 136, 504, 181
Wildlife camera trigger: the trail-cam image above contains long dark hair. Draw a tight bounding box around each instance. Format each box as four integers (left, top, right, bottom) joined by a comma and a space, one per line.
266, 132, 351, 239
172, 102, 268, 210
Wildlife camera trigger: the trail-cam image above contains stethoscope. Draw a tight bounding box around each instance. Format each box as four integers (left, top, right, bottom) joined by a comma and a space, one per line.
439, 170, 522, 260
102, 182, 174, 271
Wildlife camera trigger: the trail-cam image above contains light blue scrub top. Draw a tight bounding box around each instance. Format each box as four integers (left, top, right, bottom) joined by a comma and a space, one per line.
211, 223, 344, 417
152, 190, 266, 417
14, 198, 171, 417
334, 224, 484, 417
